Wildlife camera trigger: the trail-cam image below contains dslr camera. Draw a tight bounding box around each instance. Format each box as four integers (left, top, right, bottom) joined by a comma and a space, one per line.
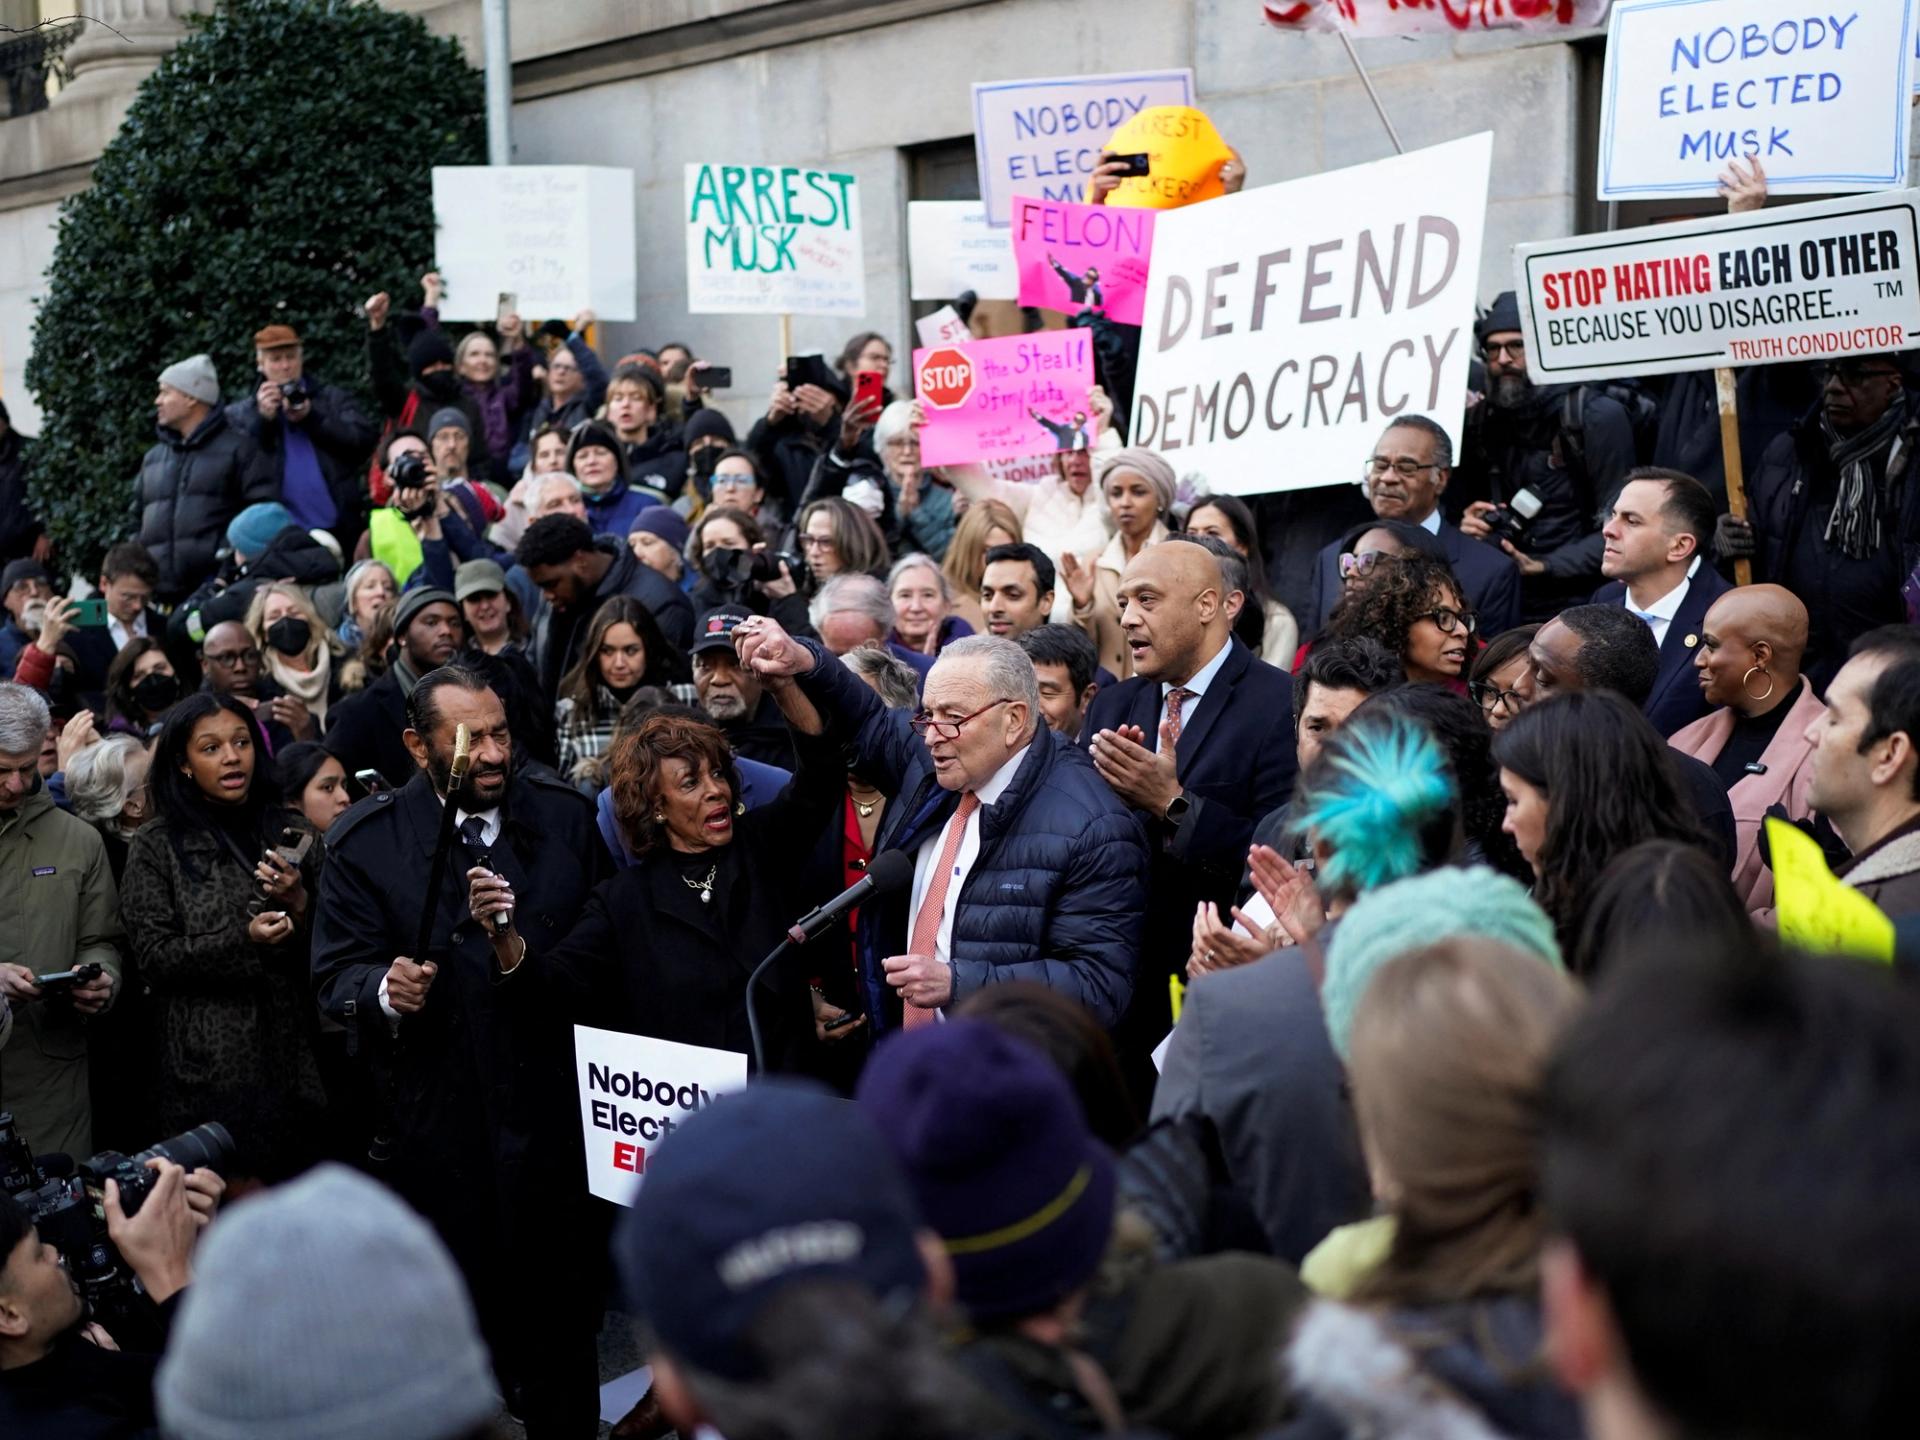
3, 1111, 233, 1334
278, 376, 312, 407
700, 544, 807, 602
387, 448, 435, 519
1478, 487, 1543, 549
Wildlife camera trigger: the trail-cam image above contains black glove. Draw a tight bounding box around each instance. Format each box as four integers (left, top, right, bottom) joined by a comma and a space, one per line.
1714, 512, 1756, 561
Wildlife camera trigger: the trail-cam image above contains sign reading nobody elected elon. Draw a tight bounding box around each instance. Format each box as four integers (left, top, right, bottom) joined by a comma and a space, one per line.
1130, 133, 1491, 497
575, 1025, 747, 1205
685, 163, 865, 317
1516, 190, 1920, 385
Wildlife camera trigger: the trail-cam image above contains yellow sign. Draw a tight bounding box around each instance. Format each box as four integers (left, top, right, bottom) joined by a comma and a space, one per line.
1768, 817, 1895, 964
1090, 106, 1233, 211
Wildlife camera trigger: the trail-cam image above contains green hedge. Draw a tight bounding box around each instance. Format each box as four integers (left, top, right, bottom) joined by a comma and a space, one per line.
24, 0, 484, 567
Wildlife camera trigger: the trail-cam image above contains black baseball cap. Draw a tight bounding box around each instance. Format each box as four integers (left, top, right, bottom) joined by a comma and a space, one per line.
691, 606, 753, 657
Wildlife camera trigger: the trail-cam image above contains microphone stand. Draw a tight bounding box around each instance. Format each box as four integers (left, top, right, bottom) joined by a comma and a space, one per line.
745, 938, 793, 1077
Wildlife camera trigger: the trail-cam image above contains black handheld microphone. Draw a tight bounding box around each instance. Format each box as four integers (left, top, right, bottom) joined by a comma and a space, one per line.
749, 850, 916, 1073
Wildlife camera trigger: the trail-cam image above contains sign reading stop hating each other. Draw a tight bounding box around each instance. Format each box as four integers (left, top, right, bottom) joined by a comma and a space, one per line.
913, 331, 1097, 468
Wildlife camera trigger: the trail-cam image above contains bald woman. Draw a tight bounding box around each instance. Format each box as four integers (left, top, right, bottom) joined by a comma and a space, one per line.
1670, 584, 1829, 911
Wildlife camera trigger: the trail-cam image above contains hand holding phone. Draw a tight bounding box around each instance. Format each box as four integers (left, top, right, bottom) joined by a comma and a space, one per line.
71, 598, 110, 628
1108, 151, 1151, 177
853, 369, 886, 415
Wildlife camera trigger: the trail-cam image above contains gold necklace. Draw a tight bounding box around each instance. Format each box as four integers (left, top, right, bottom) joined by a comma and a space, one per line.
848, 784, 883, 819
682, 863, 718, 904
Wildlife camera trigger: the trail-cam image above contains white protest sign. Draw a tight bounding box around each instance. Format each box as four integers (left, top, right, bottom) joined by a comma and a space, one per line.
1597, 0, 1916, 201
431, 166, 637, 321
684, 163, 865, 317
574, 1025, 748, 1206
915, 305, 973, 349
1129, 132, 1491, 498
1516, 190, 1920, 384
908, 202, 1018, 300
971, 69, 1195, 226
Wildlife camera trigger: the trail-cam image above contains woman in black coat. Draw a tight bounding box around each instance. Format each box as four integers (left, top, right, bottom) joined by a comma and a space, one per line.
468, 702, 850, 1072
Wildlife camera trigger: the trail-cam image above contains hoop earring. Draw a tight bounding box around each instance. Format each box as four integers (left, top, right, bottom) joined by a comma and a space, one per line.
1741, 665, 1775, 703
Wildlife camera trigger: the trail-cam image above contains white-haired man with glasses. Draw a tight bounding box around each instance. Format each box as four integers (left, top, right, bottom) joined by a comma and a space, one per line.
733, 619, 1149, 1034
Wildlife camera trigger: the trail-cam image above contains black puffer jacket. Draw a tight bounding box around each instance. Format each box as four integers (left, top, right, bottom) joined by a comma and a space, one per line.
135, 408, 279, 602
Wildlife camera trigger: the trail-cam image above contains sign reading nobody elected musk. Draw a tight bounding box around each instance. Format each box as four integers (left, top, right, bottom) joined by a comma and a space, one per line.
1130, 133, 1491, 497
1516, 190, 1920, 385
575, 1026, 747, 1206
685, 163, 865, 317
1598, 0, 1917, 200
432, 166, 637, 322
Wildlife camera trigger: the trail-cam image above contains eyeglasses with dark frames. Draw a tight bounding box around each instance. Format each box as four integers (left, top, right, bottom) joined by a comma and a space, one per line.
910, 698, 1012, 742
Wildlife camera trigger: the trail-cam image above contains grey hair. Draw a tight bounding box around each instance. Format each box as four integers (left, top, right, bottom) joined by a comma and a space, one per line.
0, 681, 50, 757
938, 635, 1040, 735
872, 398, 918, 453
843, 645, 922, 709
66, 734, 148, 826
1382, 413, 1454, 471
810, 573, 896, 635
887, 553, 951, 604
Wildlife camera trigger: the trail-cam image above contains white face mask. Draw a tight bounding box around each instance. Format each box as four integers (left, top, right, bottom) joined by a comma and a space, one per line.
19, 599, 46, 637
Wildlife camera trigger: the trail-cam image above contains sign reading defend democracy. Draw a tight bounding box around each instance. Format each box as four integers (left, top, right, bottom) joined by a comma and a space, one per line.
1128, 132, 1491, 497
1515, 190, 1920, 385
432, 166, 638, 321
1012, 197, 1155, 326
684, 162, 865, 316
971, 69, 1195, 226
913, 330, 1097, 468
575, 1025, 747, 1205
1597, 0, 1916, 200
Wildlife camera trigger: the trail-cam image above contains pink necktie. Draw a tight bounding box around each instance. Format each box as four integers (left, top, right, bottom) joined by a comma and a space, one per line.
903, 792, 980, 1028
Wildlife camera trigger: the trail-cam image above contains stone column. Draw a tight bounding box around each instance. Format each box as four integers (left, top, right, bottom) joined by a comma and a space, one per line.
55, 0, 212, 107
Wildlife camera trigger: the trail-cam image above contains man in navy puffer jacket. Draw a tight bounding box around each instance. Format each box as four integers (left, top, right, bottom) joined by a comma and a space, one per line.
736, 618, 1150, 1034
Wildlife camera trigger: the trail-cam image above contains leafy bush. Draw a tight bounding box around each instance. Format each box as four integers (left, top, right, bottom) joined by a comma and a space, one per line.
24, 0, 484, 566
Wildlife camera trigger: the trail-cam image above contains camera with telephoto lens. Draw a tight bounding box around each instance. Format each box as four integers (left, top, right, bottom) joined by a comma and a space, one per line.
2, 1112, 233, 1335
1479, 487, 1544, 548
387, 448, 434, 518
700, 544, 807, 600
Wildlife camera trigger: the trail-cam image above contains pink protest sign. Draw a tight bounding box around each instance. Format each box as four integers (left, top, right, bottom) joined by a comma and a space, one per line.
1011, 196, 1155, 326
913, 330, 1097, 468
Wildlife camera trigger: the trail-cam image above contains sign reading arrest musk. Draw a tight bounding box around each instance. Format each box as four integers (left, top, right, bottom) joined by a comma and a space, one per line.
1129, 132, 1491, 497
574, 1025, 747, 1206
1515, 190, 1920, 386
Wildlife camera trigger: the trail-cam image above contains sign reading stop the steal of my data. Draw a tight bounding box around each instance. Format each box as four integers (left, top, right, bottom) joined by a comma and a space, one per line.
913, 330, 1097, 468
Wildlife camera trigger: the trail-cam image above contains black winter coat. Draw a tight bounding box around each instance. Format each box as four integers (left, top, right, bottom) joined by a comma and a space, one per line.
135, 409, 279, 602
0, 426, 39, 565
531, 538, 696, 697
166, 522, 342, 655
321, 665, 411, 787
225, 376, 380, 547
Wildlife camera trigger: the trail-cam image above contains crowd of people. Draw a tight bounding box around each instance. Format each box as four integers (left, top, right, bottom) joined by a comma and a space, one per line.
1, 149, 1918, 1440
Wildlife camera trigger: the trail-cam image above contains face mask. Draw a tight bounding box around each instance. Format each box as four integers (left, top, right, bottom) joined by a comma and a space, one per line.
691, 447, 721, 480
132, 670, 180, 713
266, 616, 312, 657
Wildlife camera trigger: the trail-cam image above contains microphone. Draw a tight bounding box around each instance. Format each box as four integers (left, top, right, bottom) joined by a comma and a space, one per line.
786, 850, 916, 945
749, 850, 916, 1074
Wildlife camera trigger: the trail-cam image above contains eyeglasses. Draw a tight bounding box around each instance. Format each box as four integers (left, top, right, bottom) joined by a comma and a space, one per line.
1339, 551, 1389, 581
1820, 362, 1901, 388
1484, 338, 1526, 358
1469, 679, 1522, 714
204, 647, 262, 668
910, 698, 1011, 741
798, 535, 837, 551
1364, 457, 1440, 480
1417, 607, 1477, 636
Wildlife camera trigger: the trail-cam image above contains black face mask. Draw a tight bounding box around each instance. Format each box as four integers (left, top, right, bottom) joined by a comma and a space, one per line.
418, 371, 460, 403
265, 616, 312, 657
691, 447, 721, 480
132, 670, 180, 713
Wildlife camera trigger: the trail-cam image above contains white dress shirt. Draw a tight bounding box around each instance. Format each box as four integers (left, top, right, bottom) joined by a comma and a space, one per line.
1156, 636, 1233, 745
1417, 509, 1442, 535
378, 802, 502, 1021
1625, 555, 1702, 651
108, 610, 148, 652
908, 741, 1032, 983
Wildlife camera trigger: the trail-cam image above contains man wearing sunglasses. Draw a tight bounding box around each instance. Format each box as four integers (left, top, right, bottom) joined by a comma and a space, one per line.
1718, 354, 1920, 687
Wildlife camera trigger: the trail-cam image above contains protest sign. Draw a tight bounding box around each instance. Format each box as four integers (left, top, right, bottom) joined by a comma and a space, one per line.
1767, 818, 1895, 963
574, 1025, 748, 1205
1263, 0, 1612, 34
915, 304, 973, 350
1129, 132, 1491, 497
1597, 0, 1916, 200
1515, 190, 1920, 385
972, 69, 1195, 226
913, 330, 1096, 468
1095, 106, 1235, 212
907, 202, 1018, 301
1013, 197, 1155, 325
431, 166, 636, 322
684, 162, 865, 316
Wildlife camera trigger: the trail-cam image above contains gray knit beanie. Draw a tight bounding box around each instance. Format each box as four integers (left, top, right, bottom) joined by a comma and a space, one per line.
156, 1164, 498, 1440
1096, 446, 1177, 516
158, 353, 220, 407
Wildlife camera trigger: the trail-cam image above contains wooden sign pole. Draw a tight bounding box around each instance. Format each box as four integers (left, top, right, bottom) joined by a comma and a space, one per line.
1715, 367, 1752, 587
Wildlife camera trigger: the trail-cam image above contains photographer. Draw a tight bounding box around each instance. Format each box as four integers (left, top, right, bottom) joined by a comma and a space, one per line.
0, 1157, 215, 1439
224, 323, 378, 554
362, 433, 493, 594
687, 506, 813, 637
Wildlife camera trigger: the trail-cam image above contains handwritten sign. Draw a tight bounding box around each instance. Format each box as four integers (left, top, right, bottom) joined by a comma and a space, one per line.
913, 331, 1097, 468
1012, 197, 1155, 326
914, 305, 973, 350
1094, 106, 1235, 212
1129, 132, 1491, 497
907, 202, 1018, 301
684, 163, 865, 317
1598, 0, 1917, 200
1515, 190, 1920, 384
972, 69, 1195, 226
574, 1026, 748, 1205
1264, 0, 1613, 34
431, 166, 637, 321
1768, 817, 1896, 963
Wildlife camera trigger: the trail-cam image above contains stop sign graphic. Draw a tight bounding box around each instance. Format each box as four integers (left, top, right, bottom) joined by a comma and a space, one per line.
918, 347, 975, 410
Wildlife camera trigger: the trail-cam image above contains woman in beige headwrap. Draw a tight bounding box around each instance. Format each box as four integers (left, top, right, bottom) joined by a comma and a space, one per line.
1061, 447, 1176, 680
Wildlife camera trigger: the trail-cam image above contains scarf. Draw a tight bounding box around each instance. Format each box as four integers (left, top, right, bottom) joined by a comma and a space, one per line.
1822, 395, 1911, 561
390, 651, 422, 699
268, 646, 333, 724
